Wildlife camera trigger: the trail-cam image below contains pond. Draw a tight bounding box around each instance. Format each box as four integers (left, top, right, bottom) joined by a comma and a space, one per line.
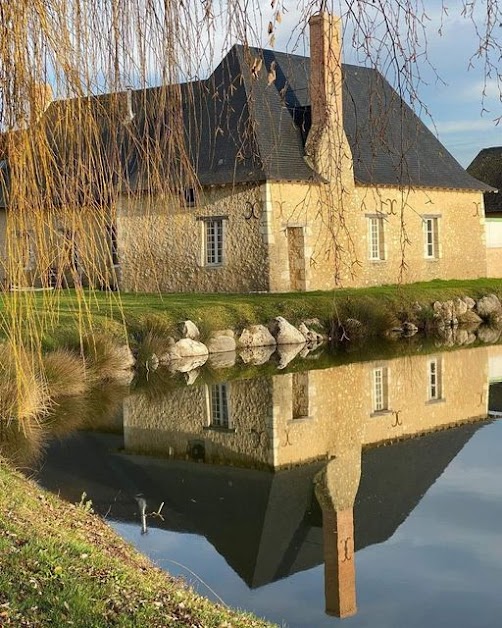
12, 341, 502, 626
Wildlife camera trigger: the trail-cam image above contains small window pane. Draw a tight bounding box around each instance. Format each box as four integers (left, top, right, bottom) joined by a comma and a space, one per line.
210, 384, 230, 428
373, 367, 389, 412
205, 219, 223, 265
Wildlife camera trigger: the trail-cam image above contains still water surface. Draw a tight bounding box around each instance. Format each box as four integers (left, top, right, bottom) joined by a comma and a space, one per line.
30, 342, 502, 626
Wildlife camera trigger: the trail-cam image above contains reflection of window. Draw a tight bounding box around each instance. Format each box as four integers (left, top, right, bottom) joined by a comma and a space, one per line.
209, 383, 230, 428
424, 217, 439, 259
368, 216, 385, 260
292, 372, 309, 419
205, 218, 224, 266
372, 367, 389, 412
428, 358, 443, 401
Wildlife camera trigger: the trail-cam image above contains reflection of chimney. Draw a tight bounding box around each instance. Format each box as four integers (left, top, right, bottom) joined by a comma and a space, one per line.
323, 507, 357, 618
30, 82, 53, 124
305, 12, 351, 181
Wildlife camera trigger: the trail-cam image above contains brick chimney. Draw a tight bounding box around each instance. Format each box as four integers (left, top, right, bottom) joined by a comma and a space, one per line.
322, 507, 357, 618
305, 12, 352, 182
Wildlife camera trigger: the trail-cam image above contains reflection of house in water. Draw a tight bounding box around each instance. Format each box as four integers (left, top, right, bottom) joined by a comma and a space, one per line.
124, 346, 490, 468
38, 345, 497, 620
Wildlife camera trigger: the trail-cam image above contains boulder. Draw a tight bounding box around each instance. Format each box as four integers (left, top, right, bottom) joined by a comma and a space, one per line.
477, 325, 501, 344
476, 294, 502, 319
168, 355, 207, 373
269, 316, 306, 345
239, 345, 275, 365
276, 343, 304, 369
185, 370, 200, 385
453, 297, 468, 318
159, 338, 208, 364
433, 300, 457, 328
457, 309, 483, 326
238, 325, 276, 348
181, 319, 200, 341
207, 330, 236, 354
462, 296, 476, 310
208, 351, 237, 369
454, 328, 476, 346
298, 322, 324, 346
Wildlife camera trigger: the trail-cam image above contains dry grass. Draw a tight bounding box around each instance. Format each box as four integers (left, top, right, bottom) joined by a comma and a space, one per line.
82, 335, 134, 384
41, 348, 88, 398
0, 461, 276, 627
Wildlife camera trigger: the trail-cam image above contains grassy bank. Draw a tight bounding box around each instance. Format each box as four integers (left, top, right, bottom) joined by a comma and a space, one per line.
2, 278, 502, 349
0, 461, 274, 627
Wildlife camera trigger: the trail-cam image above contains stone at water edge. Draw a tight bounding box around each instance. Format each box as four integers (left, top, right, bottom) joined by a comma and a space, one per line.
207, 331, 236, 354
238, 325, 276, 348
181, 320, 200, 341
269, 316, 306, 345
159, 338, 209, 364
475, 294, 502, 319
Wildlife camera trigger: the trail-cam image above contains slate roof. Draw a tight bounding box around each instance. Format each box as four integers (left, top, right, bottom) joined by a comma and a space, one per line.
0, 44, 492, 204
467, 147, 502, 213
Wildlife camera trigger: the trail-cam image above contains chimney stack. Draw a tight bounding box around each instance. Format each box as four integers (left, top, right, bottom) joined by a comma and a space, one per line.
322, 507, 357, 618
305, 12, 351, 182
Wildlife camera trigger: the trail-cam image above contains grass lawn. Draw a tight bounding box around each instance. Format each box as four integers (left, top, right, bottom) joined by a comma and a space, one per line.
0, 277, 501, 348
0, 461, 275, 627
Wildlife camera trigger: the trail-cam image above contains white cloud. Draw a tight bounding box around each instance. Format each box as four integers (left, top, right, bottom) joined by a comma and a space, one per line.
433, 118, 499, 135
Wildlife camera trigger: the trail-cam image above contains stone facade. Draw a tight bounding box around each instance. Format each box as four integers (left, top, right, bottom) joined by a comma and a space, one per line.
267, 180, 487, 292
116, 184, 269, 293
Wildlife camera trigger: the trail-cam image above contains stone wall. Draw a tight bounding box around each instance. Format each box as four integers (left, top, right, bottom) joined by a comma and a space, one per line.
116, 184, 269, 293
267, 181, 487, 292
124, 377, 275, 467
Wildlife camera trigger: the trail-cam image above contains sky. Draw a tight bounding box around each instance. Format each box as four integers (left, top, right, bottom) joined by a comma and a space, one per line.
217, 0, 502, 168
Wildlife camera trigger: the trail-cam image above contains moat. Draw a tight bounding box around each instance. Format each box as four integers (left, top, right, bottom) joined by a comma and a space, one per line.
12, 341, 502, 627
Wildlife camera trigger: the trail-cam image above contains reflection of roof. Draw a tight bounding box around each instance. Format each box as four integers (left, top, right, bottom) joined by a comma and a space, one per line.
37, 420, 484, 589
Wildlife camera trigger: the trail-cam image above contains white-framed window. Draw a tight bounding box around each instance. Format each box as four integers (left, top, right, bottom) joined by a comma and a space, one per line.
208, 383, 230, 428
424, 216, 439, 259
372, 367, 389, 413
427, 357, 443, 401
368, 216, 385, 260
204, 218, 224, 266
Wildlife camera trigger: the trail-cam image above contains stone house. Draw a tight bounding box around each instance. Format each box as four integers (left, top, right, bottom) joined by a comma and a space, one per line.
0, 13, 492, 292
467, 147, 502, 278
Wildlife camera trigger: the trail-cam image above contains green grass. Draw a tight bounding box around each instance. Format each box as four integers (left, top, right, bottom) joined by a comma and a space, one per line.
0, 461, 275, 627
1, 278, 502, 349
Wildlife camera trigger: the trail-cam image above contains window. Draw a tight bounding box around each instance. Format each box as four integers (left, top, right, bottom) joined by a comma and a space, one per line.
368, 216, 385, 260
428, 358, 443, 401
205, 218, 224, 265
372, 367, 389, 413
424, 217, 439, 259
183, 187, 196, 207
292, 372, 309, 419
209, 384, 230, 428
